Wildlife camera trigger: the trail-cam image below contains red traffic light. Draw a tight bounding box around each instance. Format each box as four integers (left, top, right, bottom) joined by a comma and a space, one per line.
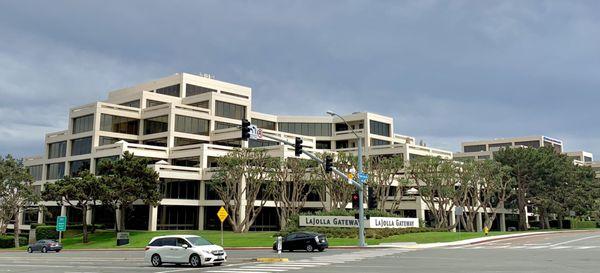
352, 194, 359, 201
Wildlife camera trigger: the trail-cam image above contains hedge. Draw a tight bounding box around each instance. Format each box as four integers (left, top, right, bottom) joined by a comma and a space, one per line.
0, 235, 28, 248
572, 220, 598, 229
35, 225, 59, 240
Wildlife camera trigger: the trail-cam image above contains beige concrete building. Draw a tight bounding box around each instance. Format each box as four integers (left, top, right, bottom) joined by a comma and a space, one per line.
21, 72, 454, 232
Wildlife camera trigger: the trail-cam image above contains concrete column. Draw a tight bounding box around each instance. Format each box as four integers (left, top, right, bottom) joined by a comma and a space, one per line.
148, 206, 158, 231
476, 212, 483, 232
198, 206, 205, 231
500, 213, 507, 232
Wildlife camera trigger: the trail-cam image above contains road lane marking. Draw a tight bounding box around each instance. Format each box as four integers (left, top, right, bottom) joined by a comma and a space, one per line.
550, 235, 600, 247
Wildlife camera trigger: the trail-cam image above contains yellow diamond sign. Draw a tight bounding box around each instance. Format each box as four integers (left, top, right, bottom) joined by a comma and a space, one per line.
217, 206, 229, 223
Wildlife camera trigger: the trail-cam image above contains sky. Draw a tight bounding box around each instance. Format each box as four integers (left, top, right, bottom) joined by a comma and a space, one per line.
1, 1, 600, 158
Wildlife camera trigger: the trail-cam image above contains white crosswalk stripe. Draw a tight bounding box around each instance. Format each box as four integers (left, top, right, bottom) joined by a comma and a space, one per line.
206, 249, 410, 273
443, 245, 600, 250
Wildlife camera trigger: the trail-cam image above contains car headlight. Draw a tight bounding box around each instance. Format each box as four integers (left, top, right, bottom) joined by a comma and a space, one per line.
202, 250, 212, 255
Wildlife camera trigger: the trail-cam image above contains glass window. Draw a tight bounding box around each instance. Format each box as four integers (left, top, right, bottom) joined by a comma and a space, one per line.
99, 136, 136, 146
143, 138, 168, 147
187, 236, 212, 246
100, 114, 139, 135
316, 141, 331, 149
175, 115, 209, 135
489, 143, 511, 150
249, 139, 279, 148
48, 141, 67, 159
371, 139, 391, 146
463, 145, 487, 153
28, 165, 43, 181
515, 141, 541, 148
336, 140, 349, 149
215, 101, 246, 119
369, 120, 390, 137
174, 138, 206, 147
156, 84, 180, 97
69, 160, 90, 176
147, 100, 167, 108
277, 122, 332, 136
72, 114, 94, 134
161, 179, 200, 200
47, 163, 65, 180
71, 137, 92, 156
119, 100, 140, 108
188, 101, 209, 108
585, 156, 593, 162
186, 84, 216, 97
335, 123, 348, 132
144, 116, 169, 135
251, 118, 276, 130
215, 121, 238, 130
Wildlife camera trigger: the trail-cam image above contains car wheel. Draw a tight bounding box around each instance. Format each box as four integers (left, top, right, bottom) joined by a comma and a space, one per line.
41, 247, 48, 253
305, 244, 314, 252
214, 263, 222, 266
151, 254, 162, 267
189, 254, 201, 268
55, 250, 61, 253
27, 247, 33, 253
318, 247, 325, 252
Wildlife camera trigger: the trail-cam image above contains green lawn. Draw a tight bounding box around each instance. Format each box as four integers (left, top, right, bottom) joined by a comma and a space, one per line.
51, 230, 515, 249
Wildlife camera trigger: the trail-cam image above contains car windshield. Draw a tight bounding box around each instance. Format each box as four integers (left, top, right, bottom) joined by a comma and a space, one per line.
185, 236, 213, 246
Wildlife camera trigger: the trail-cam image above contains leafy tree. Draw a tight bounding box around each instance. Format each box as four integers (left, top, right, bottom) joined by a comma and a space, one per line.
42, 171, 102, 243
0, 155, 39, 247
209, 148, 278, 232
365, 155, 406, 211
271, 158, 318, 230
97, 152, 160, 232
313, 152, 357, 211
476, 160, 514, 230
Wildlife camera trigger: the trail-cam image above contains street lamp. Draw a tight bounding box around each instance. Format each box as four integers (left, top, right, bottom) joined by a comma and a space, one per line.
326, 110, 366, 247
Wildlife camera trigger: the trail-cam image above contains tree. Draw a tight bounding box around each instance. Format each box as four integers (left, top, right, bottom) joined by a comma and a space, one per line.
42, 171, 102, 243
271, 158, 318, 230
477, 160, 513, 230
208, 148, 278, 232
452, 160, 480, 232
313, 152, 356, 211
407, 156, 459, 230
0, 155, 39, 247
365, 155, 406, 212
97, 152, 160, 232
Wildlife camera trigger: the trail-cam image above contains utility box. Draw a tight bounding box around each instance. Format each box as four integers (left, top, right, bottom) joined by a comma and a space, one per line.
117, 232, 129, 246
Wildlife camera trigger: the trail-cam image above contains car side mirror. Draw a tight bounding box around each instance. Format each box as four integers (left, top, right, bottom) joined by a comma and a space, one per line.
182, 244, 189, 249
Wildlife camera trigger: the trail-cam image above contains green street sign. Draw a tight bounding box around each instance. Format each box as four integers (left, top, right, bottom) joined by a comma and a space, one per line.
56, 216, 67, 232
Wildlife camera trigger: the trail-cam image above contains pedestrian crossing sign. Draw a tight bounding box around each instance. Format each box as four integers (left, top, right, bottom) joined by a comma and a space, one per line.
217, 206, 229, 222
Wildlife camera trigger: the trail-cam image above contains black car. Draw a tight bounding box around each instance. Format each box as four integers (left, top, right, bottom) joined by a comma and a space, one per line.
273, 232, 328, 252
27, 240, 63, 253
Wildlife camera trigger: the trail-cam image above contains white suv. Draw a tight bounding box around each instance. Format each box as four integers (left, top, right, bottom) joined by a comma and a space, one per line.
144, 235, 227, 267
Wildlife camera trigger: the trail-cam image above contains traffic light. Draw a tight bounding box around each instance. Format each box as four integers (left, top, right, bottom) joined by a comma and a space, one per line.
351, 193, 359, 210
367, 187, 377, 209
294, 137, 303, 157
324, 156, 333, 173
241, 119, 251, 141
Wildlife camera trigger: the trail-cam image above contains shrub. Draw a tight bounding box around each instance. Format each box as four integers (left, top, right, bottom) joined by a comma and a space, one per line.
36, 225, 59, 240
572, 220, 597, 229
0, 235, 28, 248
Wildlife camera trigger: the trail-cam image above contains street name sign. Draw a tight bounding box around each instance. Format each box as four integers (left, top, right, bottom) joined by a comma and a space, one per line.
358, 172, 369, 183
56, 216, 67, 232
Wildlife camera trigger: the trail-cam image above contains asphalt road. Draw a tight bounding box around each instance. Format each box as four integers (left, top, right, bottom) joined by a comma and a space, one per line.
1, 230, 599, 273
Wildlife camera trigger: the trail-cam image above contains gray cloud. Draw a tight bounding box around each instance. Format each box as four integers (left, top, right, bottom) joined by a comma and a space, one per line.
1, 1, 600, 157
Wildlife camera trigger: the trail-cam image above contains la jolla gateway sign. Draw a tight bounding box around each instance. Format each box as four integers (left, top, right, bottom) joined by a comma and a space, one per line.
299, 216, 418, 229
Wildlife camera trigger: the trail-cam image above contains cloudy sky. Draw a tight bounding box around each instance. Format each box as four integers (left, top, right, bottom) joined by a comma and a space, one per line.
1, 1, 600, 158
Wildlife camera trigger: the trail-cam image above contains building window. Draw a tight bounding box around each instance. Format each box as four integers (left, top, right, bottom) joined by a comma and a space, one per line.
143, 138, 168, 147
335, 123, 348, 132
249, 139, 279, 148
48, 141, 67, 159
72, 114, 94, 134
489, 143, 511, 150
144, 115, 169, 135
515, 141, 541, 148
215, 101, 246, 119
221, 91, 249, 99
69, 160, 90, 176
100, 114, 139, 135
175, 115, 209, 135
28, 165, 43, 181
147, 100, 167, 108
585, 156, 593, 162
99, 136, 136, 146
119, 100, 140, 108
174, 138, 206, 147
369, 120, 390, 137
215, 121, 238, 130
213, 139, 241, 148
156, 84, 180, 97
478, 155, 491, 160
188, 101, 209, 108
278, 122, 332, 136
172, 157, 200, 167
336, 140, 349, 149
316, 141, 331, 150
71, 137, 92, 156
463, 145, 487, 153
371, 139, 391, 146
161, 179, 199, 200
186, 84, 216, 97
252, 118, 276, 130
47, 162, 65, 180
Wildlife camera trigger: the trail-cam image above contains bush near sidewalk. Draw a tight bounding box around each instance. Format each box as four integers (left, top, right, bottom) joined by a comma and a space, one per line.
0, 235, 28, 248
280, 210, 446, 239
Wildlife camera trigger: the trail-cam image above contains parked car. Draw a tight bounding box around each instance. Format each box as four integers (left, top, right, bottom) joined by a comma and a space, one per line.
273, 232, 328, 252
27, 240, 62, 253
144, 235, 227, 267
